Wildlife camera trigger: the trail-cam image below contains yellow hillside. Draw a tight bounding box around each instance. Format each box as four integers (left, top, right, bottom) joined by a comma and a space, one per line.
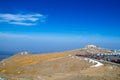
0, 46, 120, 80
0, 52, 68, 73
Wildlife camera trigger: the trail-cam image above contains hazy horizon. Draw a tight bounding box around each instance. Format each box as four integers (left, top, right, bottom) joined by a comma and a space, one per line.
0, 33, 120, 54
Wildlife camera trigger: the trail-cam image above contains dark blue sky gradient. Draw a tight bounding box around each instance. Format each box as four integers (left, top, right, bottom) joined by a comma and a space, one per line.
0, 0, 120, 53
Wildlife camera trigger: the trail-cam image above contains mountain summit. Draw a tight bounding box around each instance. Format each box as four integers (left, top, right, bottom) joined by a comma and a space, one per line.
83, 45, 112, 54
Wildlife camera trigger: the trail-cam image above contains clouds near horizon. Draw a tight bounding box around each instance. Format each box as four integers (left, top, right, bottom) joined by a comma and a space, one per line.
0, 13, 46, 26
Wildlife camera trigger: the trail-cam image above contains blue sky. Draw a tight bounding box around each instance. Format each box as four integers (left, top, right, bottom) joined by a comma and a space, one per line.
0, 0, 120, 53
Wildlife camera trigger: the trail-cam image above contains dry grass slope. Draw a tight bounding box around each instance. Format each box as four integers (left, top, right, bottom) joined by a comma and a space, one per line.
0, 52, 68, 74
0, 47, 120, 80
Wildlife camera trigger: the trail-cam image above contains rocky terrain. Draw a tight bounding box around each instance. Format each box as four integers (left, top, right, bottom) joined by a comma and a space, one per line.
0, 45, 120, 80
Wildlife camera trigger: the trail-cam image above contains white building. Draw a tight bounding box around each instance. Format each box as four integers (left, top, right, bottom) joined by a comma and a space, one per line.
86, 45, 97, 49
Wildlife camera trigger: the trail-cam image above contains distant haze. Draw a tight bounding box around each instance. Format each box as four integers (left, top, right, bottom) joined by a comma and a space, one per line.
0, 33, 120, 54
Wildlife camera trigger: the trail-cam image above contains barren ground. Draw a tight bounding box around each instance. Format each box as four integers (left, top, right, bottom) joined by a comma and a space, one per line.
0, 49, 120, 80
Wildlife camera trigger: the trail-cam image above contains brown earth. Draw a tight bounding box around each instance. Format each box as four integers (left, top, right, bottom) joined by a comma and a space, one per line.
0, 46, 119, 80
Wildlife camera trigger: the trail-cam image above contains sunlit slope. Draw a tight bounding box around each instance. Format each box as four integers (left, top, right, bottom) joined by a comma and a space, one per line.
0, 53, 93, 80
0, 45, 113, 74
0, 45, 119, 80
0, 52, 69, 73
